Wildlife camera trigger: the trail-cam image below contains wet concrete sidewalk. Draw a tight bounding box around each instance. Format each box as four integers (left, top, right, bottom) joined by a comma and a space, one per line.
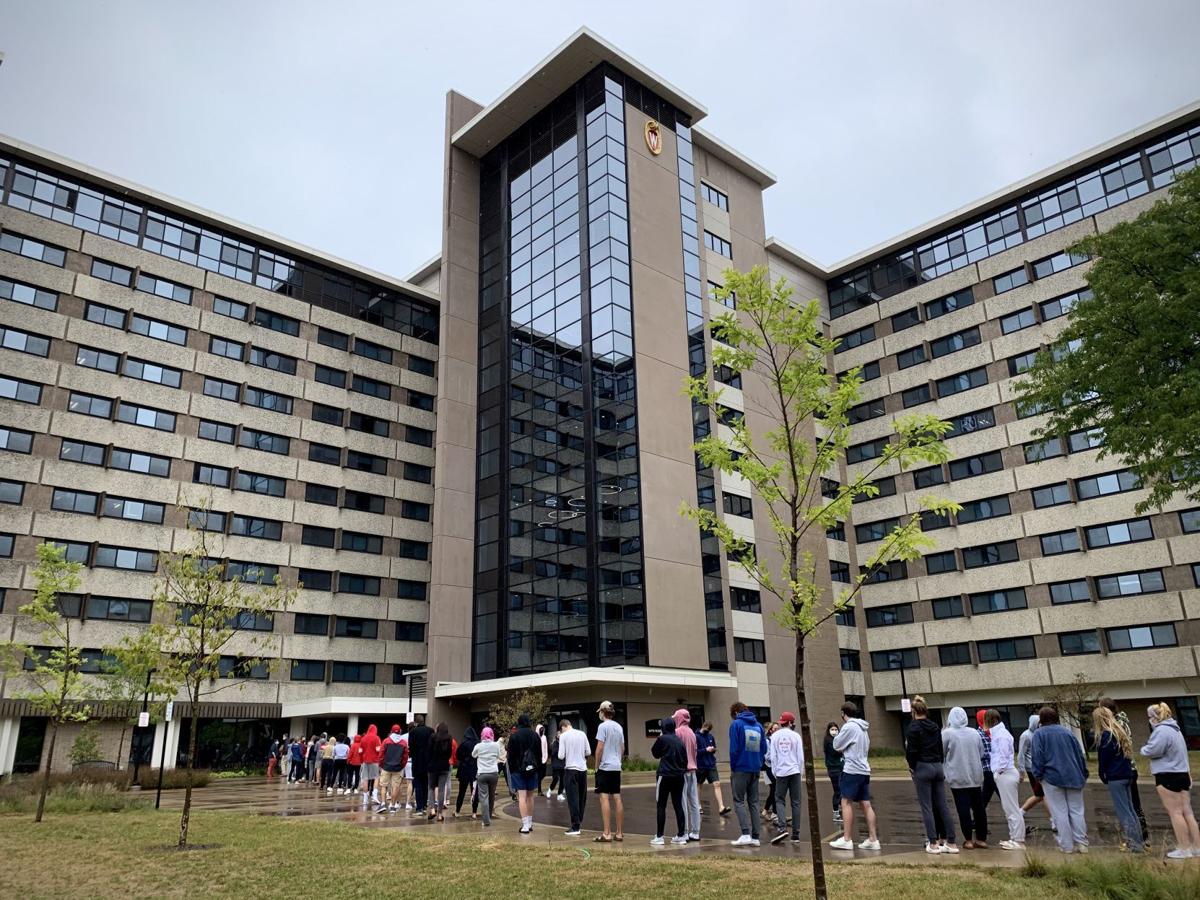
156, 774, 1190, 866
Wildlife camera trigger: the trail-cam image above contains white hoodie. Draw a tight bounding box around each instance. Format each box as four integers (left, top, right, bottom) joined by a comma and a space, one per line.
768, 726, 804, 777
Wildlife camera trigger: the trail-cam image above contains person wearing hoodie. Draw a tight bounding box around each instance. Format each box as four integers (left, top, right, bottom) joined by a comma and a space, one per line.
1093, 706, 1143, 853
905, 696, 958, 854
455, 726, 479, 819
768, 712, 805, 844
975, 709, 996, 813
472, 726, 503, 826
984, 710, 1025, 850
1101, 697, 1148, 843
331, 734, 350, 794
1031, 705, 1089, 853
288, 736, 306, 783
360, 724, 383, 802
1017, 714, 1046, 821
347, 733, 363, 795
651, 715, 689, 845
547, 723, 566, 800
824, 722, 844, 823
696, 721, 730, 816
829, 701, 880, 851
942, 706, 988, 848
728, 702, 766, 847
408, 715, 434, 815
507, 713, 541, 834
376, 724, 409, 813
1140, 701, 1200, 859
306, 735, 319, 783
673, 708, 701, 842
556, 718, 591, 836
594, 701, 625, 843
428, 722, 457, 821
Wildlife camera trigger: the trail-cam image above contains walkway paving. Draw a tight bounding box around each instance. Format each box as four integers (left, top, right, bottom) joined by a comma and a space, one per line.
156, 773, 1188, 866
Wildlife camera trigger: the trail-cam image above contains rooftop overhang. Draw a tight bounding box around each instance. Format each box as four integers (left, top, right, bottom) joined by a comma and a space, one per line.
693, 128, 777, 189
452, 27, 708, 158
280, 696, 428, 719
435, 666, 738, 699
765, 236, 830, 279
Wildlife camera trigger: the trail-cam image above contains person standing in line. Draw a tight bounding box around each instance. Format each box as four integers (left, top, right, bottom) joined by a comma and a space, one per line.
1030, 705, 1089, 854
984, 710, 1025, 850
594, 701, 625, 843
360, 723, 383, 803
942, 707, 987, 848
399, 724, 414, 809
1093, 706, 1144, 853
672, 708, 701, 841
828, 701, 880, 851
1100, 697, 1149, 842
557, 718, 592, 837
904, 697, 958, 855
1140, 701, 1200, 859
535, 723, 549, 797
728, 702, 765, 847
347, 733, 363, 796
695, 721, 730, 816
267, 737, 279, 778
651, 715, 689, 846
762, 722, 780, 826
976, 709, 996, 814
472, 726, 502, 827
454, 726, 479, 819
824, 722, 844, 824
306, 735, 318, 783
332, 734, 350, 794
288, 736, 305, 784
547, 723, 566, 800
376, 724, 409, 813
506, 713, 541, 834
1017, 714, 1047, 825
768, 712, 805, 845
408, 714, 434, 815
279, 733, 290, 781
320, 734, 337, 792
427, 722, 456, 822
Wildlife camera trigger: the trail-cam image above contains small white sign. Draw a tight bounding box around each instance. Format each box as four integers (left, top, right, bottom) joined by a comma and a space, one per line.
138, 711, 150, 728
900, 698, 912, 713
165, 701, 174, 723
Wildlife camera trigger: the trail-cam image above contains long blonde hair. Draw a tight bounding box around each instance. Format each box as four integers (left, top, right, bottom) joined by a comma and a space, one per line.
1092, 706, 1132, 758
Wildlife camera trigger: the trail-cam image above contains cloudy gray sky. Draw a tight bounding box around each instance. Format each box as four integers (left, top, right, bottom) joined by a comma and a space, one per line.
3, 1, 1198, 278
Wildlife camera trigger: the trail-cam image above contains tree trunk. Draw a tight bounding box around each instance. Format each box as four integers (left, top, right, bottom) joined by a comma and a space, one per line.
177, 694, 199, 848
34, 720, 59, 823
795, 633, 829, 900
116, 723, 128, 771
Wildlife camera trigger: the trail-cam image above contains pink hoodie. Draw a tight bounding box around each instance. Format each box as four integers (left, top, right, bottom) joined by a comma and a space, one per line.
672, 708, 698, 772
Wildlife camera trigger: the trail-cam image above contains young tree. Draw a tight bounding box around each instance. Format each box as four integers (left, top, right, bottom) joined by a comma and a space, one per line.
1014, 166, 1200, 513
1, 542, 91, 822
68, 720, 102, 767
150, 508, 295, 848
487, 688, 551, 736
682, 267, 955, 900
100, 628, 170, 772
1044, 672, 1103, 746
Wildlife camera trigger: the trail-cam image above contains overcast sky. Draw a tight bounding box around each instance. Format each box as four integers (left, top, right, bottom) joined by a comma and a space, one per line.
3, 1, 1198, 278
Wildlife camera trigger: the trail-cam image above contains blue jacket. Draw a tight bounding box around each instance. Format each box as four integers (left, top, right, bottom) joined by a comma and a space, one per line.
1096, 730, 1135, 784
728, 710, 765, 773
695, 730, 717, 770
1030, 723, 1088, 789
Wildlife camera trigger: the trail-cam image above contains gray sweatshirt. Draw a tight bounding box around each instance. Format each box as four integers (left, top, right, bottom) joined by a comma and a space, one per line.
831, 717, 870, 775
942, 707, 984, 789
1140, 718, 1189, 775
1017, 714, 1039, 773
472, 739, 503, 775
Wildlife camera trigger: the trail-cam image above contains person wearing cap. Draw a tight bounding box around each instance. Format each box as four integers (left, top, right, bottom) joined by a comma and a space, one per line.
557, 718, 592, 836
767, 712, 804, 844
594, 700, 625, 842
376, 724, 409, 813
472, 726, 503, 826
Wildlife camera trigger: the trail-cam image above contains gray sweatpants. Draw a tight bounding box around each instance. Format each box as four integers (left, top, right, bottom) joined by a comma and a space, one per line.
683, 771, 701, 836
775, 772, 803, 834
477, 773, 498, 825
731, 770, 761, 838
1042, 782, 1088, 852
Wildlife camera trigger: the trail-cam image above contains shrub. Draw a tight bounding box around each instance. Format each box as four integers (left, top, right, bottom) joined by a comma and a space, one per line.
1023, 855, 1200, 900
68, 722, 103, 767
0, 778, 150, 814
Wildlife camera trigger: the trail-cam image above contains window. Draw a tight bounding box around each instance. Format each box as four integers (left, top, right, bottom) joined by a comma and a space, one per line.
391, 621, 424, 642
949, 450, 1003, 481
228, 610, 273, 632
193, 462, 231, 487
49, 540, 89, 563
848, 398, 886, 423
840, 360, 880, 383
110, 447, 171, 477
925, 551, 958, 575
123, 356, 182, 387
901, 383, 931, 408
298, 569, 333, 591
866, 604, 914, 627
962, 540, 1019, 569
847, 437, 887, 464
405, 425, 434, 447
0, 230, 66, 265
976, 636, 1036, 663
1, 326, 51, 357
230, 515, 282, 541
1040, 288, 1091, 322
346, 450, 387, 474
722, 493, 753, 518
1050, 579, 1091, 604
700, 182, 729, 210
353, 338, 392, 364
341, 531, 383, 555
0, 376, 42, 404
301, 526, 335, 548
1068, 428, 1105, 453
730, 587, 761, 612
213, 297, 248, 320
835, 608, 855, 626
130, 313, 187, 345
116, 400, 175, 431
896, 344, 927, 369
945, 407, 997, 439
939, 643, 972, 666
957, 495, 1010, 524
1025, 437, 1065, 463
1085, 518, 1153, 549
891, 307, 921, 332
225, 561, 278, 584
1007, 349, 1039, 376
94, 545, 157, 572
209, 336, 244, 361
305, 483, 338, 506
295, 613, 329, 635
407, 355, 435, 377
343, 489, 385, 514
352, 374, 391, 400
835, 324, 875, 354
930, 327, 980, 359
244, 386, 293, 414
335, 616, 378, 639
0, 533, 12, 558
840, 649, 862, 671
969, 587, 1027, 615
217, 656, 269, 679
1096, 569, 1165, 599
1059, 630, 1101, 656
238, 428, 289, 455
1181, 510, 1200, 534
204, 376, 240, 402
703, 231, 732, 257
249, 345, 297, 375
253, 307, 300, 336
312, 402, 343, 426
400, 499, 430, 521
1000, 308, 1037, 334
91, 258, 133, 286
734, 638, 766, 664
931, 596, 964, 619
0, 479, 23, 505
826, 521, 845, 540
925, 287, 975, 320
135, 271, 191, 304
337, 573, 381, 595
1, 427, 34, 454
103, 496, 165, 524
1, 276, 58, 310
68, 391, 112, 419
198, 419, 235, 444
348, 412, 389, 437
1075, 470, 1140, 500
398, 539, 429, 561
862, 560, 907, 583
936, 367, 987, 397
1032, 250, 1089, 279
291, 660, 326, 682
60, 438, 104, 466
714, 365, 742, 389
1040, 529, 1080, 555
397, 579, 428, 600
871, 648, 919, 670
315, 364, 347, 388
317, 327, 348, 350
830, 561, 850, 584
189, 508, 226, 532
308, 443, 340, 465
993, 266, 1029, 294
1032, 482, 1071, 508
52, 488, 98, 514
235, 471, 286, 497
86, 596, 153, 623
407, 389, 435, 412
1106, 623, 1178, 652
924, 508, 952, 530
76, 346, 119, 373
913, 465, 946, 488
856, 518, 900, 543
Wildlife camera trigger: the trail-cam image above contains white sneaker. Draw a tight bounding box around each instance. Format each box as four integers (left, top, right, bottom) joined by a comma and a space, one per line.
405, 803, 413, 810
545, 789, 553, 799
941, 843, 960, 854
1167, 848, 1190, 859
671, 836, 689, 845
651, 836, 665, 845
858, 839, 881, 851
730, 834, 755, 846
749, 839, 761, 847
925, 842, 942, 854
557, 794, 565, 801
828, 836, 855, 850
999, 840, 1024, 851
688, 832, 700, 841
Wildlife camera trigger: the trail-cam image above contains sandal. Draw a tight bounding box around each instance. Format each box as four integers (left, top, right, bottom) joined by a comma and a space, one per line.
614, 834, 624, 842
594, 835, 613, 843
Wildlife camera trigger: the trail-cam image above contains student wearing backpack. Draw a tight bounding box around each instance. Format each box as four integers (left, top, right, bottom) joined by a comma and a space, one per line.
728, 702, 765, 847
506, 714, 541, 834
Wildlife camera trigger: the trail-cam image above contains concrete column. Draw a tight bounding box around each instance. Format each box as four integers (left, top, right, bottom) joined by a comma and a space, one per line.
165, 718, 181, 770
289, 717, 306, 740
149, 718, 182, 771
346, 714, 359, 737
0, 717, 19, 776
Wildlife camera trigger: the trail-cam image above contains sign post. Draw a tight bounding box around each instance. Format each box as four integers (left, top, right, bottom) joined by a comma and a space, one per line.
154, 701, 174, 810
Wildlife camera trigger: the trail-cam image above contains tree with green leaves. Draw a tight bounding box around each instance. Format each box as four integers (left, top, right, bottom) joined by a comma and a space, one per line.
1, 542, 91, 822
68, 720, 102, 767
149, 507, 295, 848
100, 628, 170, 772
682, 266, 955, 900
1014, 166, 1200, 513
487, 688, 551, 737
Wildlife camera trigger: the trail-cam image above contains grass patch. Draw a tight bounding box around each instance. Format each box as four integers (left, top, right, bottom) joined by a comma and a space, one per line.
0, 810, 1092, 899
1022, 854, 1200, 899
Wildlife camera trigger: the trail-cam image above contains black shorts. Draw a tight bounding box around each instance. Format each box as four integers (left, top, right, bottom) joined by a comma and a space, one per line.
1028, 775, 1044, 798
1155, 772, 1192, 793
697, 768, 720, 784
594, 769, 621, 794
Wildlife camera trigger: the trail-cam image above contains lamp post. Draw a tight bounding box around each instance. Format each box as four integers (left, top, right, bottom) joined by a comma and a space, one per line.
899, 663, 909, 745
130, 667, 154, 788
